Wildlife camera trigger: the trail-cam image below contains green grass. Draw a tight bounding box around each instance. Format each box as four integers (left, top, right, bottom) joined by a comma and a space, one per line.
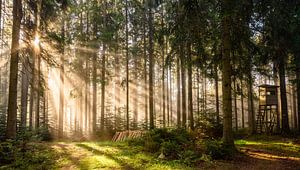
1, 136, 299, 169
0, 141, 193, 170
235, 136, 300, 158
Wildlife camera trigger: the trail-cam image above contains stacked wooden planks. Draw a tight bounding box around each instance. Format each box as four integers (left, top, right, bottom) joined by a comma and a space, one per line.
112, 130, 146, 142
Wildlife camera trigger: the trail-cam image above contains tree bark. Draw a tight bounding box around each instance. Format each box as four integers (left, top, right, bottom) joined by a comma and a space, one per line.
214, 64, 220, 124
177, 57, 181, 128
142, 3, 148, 129
233, 77, 238, 131
187, 43, 193, 130
181, 50, 186, 128
21, 57, 30, 129
278, 54, 290, 133
221, 0, 234, 147
240, 79, 245, 128
92, 51, 97, 132
100, 44, 106, 131
6, 0, 22, 139
296, 53, 300, 132
58, 10, 65, 138
148, 6, 155, 129
247, 60, 255, 134
125, 0, 130, 130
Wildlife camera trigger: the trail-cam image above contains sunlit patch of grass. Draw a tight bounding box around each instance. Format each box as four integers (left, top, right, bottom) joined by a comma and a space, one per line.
73, 141, 193, 169
79, 155, 121, 169
235, 137, 300, 158
145, 160, 194, 170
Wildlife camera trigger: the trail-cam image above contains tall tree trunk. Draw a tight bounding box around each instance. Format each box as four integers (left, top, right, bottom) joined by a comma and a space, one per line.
125, 0, 130, 130
92, 51, 97, 132
295, 53, 300, 133
133, 56, 138, 128
169, 64, 172, 126
58, 10, 65, 138
181, 50, 186, 128
34, 0, 42, 129
177, 57, 181, 128
278, 54, 290, 133
197, 68, 200, 120
187, 43, 193, 130
240, 79, 245, 128
214, 63, 220, 124
160, 6, 166, 128
6, 0, 22, 139
114, 38, 120, 130
221, 0, 234, 147
247, 60, 255, 134
142, 3, 148, 129
148, 6, 155, 129
162, 48, 166, 128
292, 85, 297, 129
233, 77, 238, 131
21, 57, 30, 129
273, 61, 281, 131
100, 44, 106, 131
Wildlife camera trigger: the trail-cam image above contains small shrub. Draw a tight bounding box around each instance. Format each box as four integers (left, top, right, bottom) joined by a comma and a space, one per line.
201, 139, 235, 159
129, 128, 201, 163
194, 113, 223, 139
160, 140, 180, 158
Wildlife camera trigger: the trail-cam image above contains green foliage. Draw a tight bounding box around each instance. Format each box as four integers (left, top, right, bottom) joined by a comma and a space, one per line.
0, 140, 56, 169
129, 128, 201, 165
194, 113, 223, 139
200, 139, 235, 160
16, 127, 52, 142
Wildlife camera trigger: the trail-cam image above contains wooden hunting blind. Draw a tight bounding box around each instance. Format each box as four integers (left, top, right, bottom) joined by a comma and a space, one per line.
256, 84, 279, 133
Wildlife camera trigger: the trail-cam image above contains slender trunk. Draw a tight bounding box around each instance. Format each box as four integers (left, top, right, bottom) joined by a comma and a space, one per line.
58, 11, 65, 138
166, 67, 170, 127
148, 6, 155, 129
247, 63, 255, 134
161, 6, 166, 128
6, 0, 22, 139
181, 53, 186, 128
133, 56, 138, 128
21, 57, 29, 129
169, 64, 172, 126
177, 57, 181, 128
162, 54, 166, 128
143, 5, 148, 130
215, 64, 220, 124
295, 53, 300, 132
241, 79, 245, 128
101, 44, 106, 131
273, 62, 280, 131
115, 40, 120, 130
233, 77, 238, 131
92, 51, 97, 132
278, 54, 290, 133
292, 85, 297, 129
221, 0, 234, 146
197, 68, 200, 120
125, 0, 130, 130
187, 43, 193, 130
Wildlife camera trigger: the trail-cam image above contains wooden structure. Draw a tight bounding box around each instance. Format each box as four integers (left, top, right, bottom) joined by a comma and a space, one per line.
256, 84, 279, 133
112, 130, 146, 142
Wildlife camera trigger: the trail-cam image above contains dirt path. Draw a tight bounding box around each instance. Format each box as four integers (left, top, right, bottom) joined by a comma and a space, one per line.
203, 147, 300, 170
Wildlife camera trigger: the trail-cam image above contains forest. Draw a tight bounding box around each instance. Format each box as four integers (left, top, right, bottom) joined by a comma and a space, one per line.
0, 0, 300, 169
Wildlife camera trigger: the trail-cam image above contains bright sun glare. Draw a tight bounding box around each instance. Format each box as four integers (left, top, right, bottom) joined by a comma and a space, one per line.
33, 36, 40, 47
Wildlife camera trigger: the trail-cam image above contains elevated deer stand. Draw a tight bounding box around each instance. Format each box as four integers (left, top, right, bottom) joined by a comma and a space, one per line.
256, 84, 279, 134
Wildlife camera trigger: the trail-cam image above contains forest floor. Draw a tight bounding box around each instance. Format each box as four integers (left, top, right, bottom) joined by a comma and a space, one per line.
1, 135, 300, 170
